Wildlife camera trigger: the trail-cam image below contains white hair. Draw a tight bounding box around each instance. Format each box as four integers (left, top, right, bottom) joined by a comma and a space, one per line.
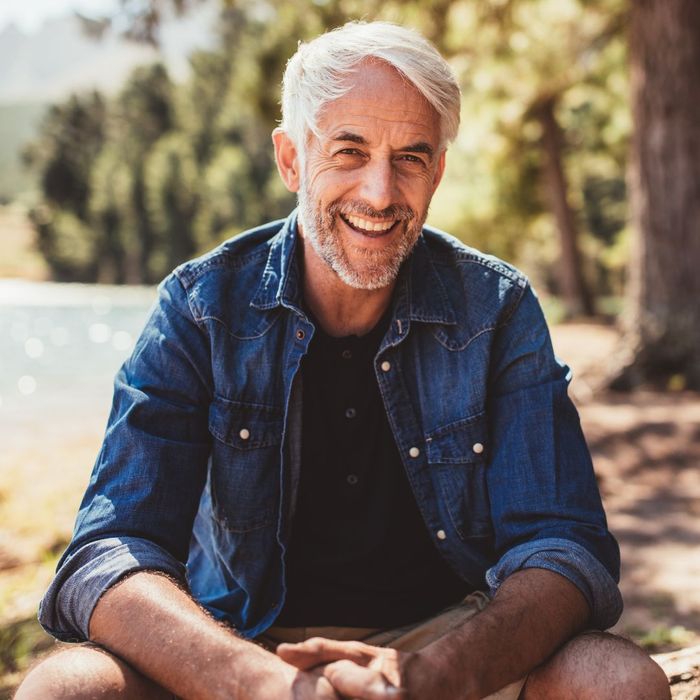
280, 21, 461, 151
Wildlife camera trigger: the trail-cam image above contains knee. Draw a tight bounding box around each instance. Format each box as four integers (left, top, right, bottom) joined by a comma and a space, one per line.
595, 634, 671, 700
14, 645, 129, 700
526, 632, 671, 700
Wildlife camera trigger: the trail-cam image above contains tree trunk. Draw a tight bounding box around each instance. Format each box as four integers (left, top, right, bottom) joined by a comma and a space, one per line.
611, 0, 700, 389
536, 96, 595, 318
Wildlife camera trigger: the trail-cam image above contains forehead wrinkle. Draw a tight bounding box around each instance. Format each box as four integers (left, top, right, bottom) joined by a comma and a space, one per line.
312, 61, 441, 154
321, 113, 438, 145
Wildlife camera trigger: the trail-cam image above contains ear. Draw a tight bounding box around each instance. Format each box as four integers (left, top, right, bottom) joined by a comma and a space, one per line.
272, 127, 301, 193
431, 149, 447, 192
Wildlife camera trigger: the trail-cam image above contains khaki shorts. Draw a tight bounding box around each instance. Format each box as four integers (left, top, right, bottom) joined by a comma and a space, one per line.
258, 591, 526, 699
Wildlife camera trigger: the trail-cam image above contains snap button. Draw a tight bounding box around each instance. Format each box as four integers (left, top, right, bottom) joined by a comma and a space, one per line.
239, 428, 250, 440
408, 446, 420, 458
437, 530, 447, 540
346, 474, 359, 486
296, 329, 305, 340
341, 349, 352, 360
381, 361, 391, 372
472, 442, 484, 454
345, 407, 357, 419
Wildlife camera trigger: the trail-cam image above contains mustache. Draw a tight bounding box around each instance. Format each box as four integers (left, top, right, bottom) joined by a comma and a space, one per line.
329, 200, 415, 222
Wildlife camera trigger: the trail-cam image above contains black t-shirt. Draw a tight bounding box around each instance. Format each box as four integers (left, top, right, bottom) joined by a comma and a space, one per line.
276, 312, 471, 628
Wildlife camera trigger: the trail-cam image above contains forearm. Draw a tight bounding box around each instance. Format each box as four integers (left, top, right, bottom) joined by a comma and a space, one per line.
89, 571, 295, 700
415, 568, 590, 699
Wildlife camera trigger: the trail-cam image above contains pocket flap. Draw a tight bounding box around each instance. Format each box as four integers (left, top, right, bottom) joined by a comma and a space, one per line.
426, 413, 489, 464
208, 397, 283, 449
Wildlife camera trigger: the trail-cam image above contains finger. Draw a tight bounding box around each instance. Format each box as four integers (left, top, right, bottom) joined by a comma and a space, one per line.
277, 639, 372, 670
289, 669, 341, 699
323, 660, 406, 700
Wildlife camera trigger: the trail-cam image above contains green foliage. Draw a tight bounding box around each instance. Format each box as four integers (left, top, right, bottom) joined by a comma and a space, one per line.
23, 0, 634, 294
144, 133, 199, 278
30, 206, 98, 281
635, 625, 696, 653
23, 92, 106, 220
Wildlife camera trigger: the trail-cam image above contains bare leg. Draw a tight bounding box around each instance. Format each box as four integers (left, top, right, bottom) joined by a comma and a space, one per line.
14, 644, 175, 700
522, 631, 670, 700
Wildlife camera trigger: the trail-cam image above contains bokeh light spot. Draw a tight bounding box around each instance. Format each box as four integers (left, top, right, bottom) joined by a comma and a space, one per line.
25, 337, 45, 359
18, 375, 37, 395
89, 323, 112, 344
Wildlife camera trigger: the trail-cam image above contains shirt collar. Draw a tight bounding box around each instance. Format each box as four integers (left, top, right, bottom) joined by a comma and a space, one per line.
250, 210, 457, 327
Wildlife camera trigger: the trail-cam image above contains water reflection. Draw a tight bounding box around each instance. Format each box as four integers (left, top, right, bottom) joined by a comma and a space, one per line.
88, 323, 112, 344
0, 280, 155, 421
25, 337, 44, 358
112, 330, 133, 351
18, 375, 37, 395
50, 327, 70, 347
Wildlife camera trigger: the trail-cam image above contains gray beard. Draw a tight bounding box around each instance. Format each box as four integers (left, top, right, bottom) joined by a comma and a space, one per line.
297, 182, 423, 290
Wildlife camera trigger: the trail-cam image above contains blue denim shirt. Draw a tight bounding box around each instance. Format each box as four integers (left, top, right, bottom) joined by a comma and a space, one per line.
39, 211, 622, 642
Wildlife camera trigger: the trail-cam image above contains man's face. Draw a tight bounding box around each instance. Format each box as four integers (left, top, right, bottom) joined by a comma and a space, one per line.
295, 60, 446, 290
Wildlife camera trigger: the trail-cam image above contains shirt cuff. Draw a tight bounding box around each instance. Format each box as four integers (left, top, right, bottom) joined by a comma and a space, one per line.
39, 536, 186, 642
485, 537, 623, 630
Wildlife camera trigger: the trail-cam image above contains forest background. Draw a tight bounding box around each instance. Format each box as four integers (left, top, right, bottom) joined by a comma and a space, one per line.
0, 0, 699, 697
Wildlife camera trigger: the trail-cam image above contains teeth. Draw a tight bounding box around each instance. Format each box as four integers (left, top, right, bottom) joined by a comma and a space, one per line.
345, 214, 395, 232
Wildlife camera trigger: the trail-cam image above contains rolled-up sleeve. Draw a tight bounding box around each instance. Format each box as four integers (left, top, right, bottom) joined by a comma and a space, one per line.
39, 537, 186, 641
484, 285, 622, 630
39, 272, 213, 641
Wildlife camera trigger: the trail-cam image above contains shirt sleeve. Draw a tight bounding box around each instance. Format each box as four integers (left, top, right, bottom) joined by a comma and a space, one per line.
484, 284, 623, 630
38, 272, 213, 642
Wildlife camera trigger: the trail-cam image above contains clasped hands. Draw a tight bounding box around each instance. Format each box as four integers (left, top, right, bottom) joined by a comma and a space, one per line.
276, 636, 434, 699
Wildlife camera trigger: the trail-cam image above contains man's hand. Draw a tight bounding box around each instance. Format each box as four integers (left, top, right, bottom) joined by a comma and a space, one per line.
278, 637, 435, 699
89, 571, 344, 700
268, 661, 342, 700
277, 569, 591, 700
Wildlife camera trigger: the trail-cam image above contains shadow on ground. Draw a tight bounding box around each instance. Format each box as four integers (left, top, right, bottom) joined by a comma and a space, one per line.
581, 392, 700, 651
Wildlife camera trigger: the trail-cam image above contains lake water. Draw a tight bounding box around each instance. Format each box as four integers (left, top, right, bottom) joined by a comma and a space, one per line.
0, 280, 157, 435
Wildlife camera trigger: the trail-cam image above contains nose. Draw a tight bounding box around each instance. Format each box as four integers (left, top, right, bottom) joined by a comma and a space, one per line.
358, 158, 397, 213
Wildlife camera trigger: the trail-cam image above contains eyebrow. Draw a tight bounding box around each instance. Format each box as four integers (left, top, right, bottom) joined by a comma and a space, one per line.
332, 132, 435, 160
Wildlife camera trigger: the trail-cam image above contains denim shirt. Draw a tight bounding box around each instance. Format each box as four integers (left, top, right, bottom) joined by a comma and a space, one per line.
39, 211, 622, 642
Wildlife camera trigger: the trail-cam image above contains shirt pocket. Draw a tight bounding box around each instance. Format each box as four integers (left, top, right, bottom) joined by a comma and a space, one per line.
208, 396, 283, 532
426, 413, 493, 540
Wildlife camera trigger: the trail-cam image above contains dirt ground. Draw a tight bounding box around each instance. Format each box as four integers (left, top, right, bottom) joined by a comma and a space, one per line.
551, 323, 700, 698
0, 320, 699, 697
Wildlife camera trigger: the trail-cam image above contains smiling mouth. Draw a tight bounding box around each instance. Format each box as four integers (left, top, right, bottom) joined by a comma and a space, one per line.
340, 213, 398, 237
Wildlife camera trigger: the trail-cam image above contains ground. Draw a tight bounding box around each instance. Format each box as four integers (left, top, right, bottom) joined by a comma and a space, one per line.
553, 323, 700, 698
0, 315, 699, 697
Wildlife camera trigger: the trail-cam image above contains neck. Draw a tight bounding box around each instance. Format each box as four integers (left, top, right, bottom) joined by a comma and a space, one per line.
300, 234, 395, 338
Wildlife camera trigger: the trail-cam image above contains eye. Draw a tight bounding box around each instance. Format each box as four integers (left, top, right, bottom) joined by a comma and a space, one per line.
397, 154, 427, 166
336, 148, 363, 156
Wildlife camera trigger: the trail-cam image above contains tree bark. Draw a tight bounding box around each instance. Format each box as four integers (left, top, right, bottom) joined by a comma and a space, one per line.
536, 96, 595, 318
612, 0, 700, 389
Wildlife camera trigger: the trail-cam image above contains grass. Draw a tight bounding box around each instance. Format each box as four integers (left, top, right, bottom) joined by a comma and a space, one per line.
0, 617, 55, 699
0, 429, 100, 695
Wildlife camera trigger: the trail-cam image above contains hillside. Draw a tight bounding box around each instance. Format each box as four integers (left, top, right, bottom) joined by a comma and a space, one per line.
0, 2, 217, 202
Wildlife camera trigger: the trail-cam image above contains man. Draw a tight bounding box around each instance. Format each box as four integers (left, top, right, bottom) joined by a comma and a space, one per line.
17, 21, 668, 700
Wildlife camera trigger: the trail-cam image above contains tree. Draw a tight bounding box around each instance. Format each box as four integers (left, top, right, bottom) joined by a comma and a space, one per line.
144, 133, 199, 279
27, 0, 635, 299
89, 144, 133, 283
610, 0, 700, 389
108, 62, 176, 283
22, 92, 107, 280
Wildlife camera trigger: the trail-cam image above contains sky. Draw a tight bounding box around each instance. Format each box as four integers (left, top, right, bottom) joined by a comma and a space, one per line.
0, 0, 118, 34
